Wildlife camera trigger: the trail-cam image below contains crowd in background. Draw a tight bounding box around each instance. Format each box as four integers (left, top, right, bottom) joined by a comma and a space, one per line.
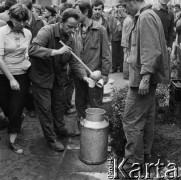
0, 0, 180, 170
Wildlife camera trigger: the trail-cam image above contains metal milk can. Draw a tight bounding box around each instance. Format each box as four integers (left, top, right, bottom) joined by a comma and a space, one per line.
79, 108, 109, 165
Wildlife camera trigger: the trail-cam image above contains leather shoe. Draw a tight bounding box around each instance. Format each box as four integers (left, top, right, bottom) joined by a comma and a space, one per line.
47, 140, 65, 152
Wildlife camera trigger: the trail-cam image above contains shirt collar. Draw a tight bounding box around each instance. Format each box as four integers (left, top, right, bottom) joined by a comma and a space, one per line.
152, 3, 168, 11
5, 23, 26, 37
135, 4, 152, 18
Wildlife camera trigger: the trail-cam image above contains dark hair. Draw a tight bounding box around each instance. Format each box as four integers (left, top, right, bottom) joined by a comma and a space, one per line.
33, 4, 42, 15
45, 6, 56, 16
5, 0, 17, 10
59, 2, 73, 14
92, 0, 104, 10
32, 0, 36, 4
61, 0, 67, 3
19, 0, 32, 10
175, 4, 181, 9
0, 5, 5, 13
74, 0, 92, 18
61, 8, 79, 23
9, 4, 29, 21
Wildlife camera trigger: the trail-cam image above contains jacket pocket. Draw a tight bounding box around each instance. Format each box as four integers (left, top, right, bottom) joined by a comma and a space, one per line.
131, 28, 137, 46
90, 33, 100, 49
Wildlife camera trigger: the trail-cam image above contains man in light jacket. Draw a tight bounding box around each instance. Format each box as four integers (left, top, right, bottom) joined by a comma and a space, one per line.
121, 0, 170, 177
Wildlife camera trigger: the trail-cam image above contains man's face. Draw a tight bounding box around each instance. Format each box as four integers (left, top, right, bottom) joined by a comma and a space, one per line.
93, 4, 103, 19
117, 5, 124, 14
43, 9, 51, 18
175, 7, 180, 13
62, 17, 78, 36
75, 5, 86, 23
124, 1, 137, 16
32, 7, 41, 17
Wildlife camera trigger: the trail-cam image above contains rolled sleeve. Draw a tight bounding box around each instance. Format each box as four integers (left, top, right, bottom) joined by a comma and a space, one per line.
139, 14, 161, 75
29, 25, 53, 59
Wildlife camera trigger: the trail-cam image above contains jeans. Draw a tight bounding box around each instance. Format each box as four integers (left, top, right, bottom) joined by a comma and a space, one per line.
74, 77, 103, 119
32, 80, 66, 142
123, 86, 157, 163
0, 74, 29, 134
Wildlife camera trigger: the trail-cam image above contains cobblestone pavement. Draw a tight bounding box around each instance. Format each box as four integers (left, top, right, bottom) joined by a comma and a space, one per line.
0, 72, 127, 180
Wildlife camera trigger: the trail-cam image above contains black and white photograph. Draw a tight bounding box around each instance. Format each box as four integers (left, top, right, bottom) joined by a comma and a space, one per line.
0, 0, 181, 179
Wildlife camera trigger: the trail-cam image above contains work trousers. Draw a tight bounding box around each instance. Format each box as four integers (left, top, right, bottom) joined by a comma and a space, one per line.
74, 77, 103, 119
123, 86, 157, 164
111, 41, 124, 72
63, 75, 74, 109
0, 74, 29, 134
32, 80, 66, 142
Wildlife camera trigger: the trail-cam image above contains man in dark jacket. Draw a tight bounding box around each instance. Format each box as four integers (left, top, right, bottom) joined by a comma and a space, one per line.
92, 0, 111, 41
153, 0, 174, 54
109, 3, 127, 73
28, 8, 87, 152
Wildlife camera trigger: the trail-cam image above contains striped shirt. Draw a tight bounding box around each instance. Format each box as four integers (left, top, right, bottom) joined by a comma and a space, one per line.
0, 24, 32, 75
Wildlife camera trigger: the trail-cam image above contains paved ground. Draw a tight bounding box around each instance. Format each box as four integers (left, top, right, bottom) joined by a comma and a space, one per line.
0, 72, 126, 180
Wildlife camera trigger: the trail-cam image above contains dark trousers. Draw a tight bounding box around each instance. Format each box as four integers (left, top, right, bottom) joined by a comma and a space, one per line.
63, 76, 74, 109
32, 80, 66, 142
74, 77, 103, 119
0, 74, 29, 134
111, 41, 124, 71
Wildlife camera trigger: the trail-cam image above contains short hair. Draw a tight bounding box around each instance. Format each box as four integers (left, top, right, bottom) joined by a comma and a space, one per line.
45, 6, 56, 16
122, 0, 144, 3
9, 4, 29, 21
61, 0, 67, 3
5, 0, 17, 10
92, 0, 104, 10
74, 0, 92, 18
32, 0, 36, 4
33, 4, 42, 15
59, 2, 73, 14
19, 0, 32, 10
175, 4, 181, 9
61, 8, 79, 23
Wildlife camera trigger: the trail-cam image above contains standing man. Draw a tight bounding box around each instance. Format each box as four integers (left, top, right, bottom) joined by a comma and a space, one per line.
153, 0, 174, 54
122, 0, 170, 174
28, 8, 87, 152
109, 3, 127, 73
92, 0, 111, 41
74, 0, 111, 119
43, 6, 57, 24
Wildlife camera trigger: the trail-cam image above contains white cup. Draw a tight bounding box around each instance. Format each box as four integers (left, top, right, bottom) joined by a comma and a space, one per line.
96, 79, 104, 88
22, 60, 31, 70
88, 78, 96, 88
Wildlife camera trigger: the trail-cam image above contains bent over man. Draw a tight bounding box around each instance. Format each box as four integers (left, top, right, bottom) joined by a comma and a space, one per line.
28, 8, 87, 152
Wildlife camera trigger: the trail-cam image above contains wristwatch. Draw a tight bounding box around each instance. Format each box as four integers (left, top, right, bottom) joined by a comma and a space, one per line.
143, 78, 150, 84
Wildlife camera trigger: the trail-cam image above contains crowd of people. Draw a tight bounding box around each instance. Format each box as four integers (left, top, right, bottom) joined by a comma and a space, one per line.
0, 0, 180, 173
